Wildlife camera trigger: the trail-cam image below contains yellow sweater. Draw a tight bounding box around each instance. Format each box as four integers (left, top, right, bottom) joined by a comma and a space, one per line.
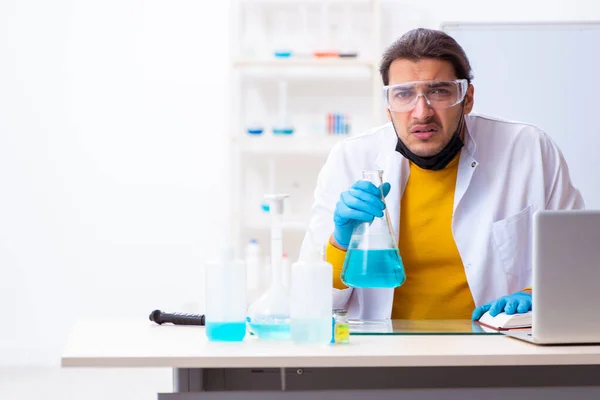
326, 154, 475, 319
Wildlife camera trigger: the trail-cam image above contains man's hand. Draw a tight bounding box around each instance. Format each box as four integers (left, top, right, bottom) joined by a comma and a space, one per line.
471, 291, 532, 321
332, 180, 391, 249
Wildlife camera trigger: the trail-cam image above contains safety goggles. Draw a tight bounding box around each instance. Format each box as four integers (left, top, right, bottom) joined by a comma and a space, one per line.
383, 79, 468, 112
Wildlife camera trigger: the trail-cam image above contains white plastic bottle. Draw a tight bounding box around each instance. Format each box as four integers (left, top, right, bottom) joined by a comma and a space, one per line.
290, 250, 333, 344
246, 239, 263, 305
204, 248, 247, 342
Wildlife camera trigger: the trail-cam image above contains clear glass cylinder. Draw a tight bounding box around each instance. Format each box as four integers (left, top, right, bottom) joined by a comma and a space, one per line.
205, 255, 247, 341
340, 170, 406, 288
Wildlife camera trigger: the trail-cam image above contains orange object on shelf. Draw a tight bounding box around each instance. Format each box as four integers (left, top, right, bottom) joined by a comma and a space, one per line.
313, 51, 339, 58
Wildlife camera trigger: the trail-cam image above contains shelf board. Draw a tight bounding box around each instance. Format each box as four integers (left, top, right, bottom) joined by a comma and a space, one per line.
234, 58, 375, 68
238, 134, 347, 155
241, 0, 372, 4
234, 58, 375, 80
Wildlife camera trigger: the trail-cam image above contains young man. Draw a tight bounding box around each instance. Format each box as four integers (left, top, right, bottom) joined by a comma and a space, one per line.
300, 28, 583, 321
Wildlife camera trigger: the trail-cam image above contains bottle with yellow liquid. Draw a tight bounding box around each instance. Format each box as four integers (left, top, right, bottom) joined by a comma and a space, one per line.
333, 309, 349, 344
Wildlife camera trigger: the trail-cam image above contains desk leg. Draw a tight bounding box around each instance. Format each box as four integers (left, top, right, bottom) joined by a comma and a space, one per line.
172, 368, 204, 392
159, 366, 600, 400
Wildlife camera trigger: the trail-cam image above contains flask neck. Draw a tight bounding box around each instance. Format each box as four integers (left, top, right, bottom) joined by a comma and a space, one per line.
270, 259, 283, 287
361, 170, 384, 198
350, 170, 397, 248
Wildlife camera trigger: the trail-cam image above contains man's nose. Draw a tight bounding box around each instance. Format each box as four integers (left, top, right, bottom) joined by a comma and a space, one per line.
411, 94, 434, 119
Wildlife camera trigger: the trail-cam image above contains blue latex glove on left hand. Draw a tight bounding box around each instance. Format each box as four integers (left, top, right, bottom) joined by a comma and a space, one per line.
332, 180, 391, 248
471, 291, 532, 321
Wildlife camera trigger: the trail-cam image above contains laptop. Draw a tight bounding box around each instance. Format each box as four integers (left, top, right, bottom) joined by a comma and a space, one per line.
502, 209, 600, 345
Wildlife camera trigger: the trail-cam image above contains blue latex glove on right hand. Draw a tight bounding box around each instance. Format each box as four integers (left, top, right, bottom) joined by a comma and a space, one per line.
333, 180, 391, 248
471, 291, 532, 321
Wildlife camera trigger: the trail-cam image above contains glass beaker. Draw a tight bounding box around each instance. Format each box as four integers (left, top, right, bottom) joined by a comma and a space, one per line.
340, 170, 406, 288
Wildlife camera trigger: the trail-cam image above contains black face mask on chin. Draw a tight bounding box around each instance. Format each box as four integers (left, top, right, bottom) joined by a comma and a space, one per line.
393, 111, 466, 171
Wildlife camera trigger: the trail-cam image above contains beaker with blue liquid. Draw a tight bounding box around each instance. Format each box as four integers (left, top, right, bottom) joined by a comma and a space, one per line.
340, 170, 406, 288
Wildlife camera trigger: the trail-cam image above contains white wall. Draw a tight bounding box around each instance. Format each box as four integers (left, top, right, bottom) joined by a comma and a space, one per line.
381, 0, 600, 41
0, 0, 231, 366
2, 0, 600, 368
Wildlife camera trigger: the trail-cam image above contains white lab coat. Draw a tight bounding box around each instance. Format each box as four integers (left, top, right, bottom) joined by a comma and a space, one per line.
300, 113, 584, 320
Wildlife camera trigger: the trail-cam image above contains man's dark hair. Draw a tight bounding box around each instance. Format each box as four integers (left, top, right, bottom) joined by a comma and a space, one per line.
379, 28, 474, 86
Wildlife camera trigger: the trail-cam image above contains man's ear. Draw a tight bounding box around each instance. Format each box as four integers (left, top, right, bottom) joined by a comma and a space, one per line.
386, 109, 392, 121
464, 84, 475, 114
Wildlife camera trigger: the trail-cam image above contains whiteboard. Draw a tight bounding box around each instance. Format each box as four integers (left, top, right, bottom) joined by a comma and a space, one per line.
443, 22, 600, 209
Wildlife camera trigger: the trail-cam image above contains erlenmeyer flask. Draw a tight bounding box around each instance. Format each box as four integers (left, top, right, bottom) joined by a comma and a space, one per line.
340, 170, 406, 288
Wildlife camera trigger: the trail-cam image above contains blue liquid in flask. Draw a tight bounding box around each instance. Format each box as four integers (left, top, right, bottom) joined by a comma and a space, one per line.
247, 315, 291, 340
248, 321, 291, 340
341, 248, 406, 288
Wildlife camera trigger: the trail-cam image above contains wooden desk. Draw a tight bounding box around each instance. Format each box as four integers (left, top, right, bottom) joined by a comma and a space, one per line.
62, 319, 600, 399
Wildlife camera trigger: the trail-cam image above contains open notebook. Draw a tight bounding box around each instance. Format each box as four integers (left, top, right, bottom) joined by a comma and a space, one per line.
476, 311, 532, 331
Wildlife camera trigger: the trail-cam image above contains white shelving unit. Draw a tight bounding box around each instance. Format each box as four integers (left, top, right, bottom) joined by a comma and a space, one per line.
229, 0, 384, 259
233, 58, 376, 67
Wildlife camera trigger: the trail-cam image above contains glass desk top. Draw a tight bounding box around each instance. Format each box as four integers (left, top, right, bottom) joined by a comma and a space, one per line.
349, 319, 501, 335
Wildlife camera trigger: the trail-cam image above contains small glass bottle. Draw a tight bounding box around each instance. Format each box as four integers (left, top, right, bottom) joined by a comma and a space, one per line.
333, 309, 349, 344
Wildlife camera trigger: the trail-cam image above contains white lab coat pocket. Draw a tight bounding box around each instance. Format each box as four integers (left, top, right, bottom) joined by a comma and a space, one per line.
492, 205, 533, 291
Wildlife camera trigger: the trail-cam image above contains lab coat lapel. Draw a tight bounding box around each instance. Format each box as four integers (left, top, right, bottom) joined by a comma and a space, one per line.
453, 122, 479, 213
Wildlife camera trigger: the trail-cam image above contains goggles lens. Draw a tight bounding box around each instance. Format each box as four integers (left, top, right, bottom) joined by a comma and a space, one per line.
383, 79, 468, 112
